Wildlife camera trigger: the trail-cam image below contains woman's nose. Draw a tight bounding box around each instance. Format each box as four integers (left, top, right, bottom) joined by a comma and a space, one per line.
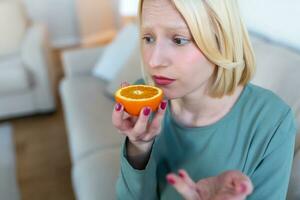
148, 43, 169, 68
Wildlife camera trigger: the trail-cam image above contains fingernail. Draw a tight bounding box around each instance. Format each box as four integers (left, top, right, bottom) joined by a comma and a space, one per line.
143, 107, 151, 116
160, 101, 167, 110
178, 171, 185, 178
166, 177, 176, 185
239, 183, 247, 193
115, 103, 122, 111
120, 82, 128, 88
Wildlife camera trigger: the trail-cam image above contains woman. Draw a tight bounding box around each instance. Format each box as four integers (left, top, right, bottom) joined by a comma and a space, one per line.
112, 0, 296, 199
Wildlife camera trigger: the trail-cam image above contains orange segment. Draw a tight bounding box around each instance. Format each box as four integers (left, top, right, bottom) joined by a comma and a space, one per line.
115, 85, 163, 116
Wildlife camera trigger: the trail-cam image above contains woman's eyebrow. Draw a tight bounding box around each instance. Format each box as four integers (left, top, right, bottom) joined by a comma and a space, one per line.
141, 25, 189, 32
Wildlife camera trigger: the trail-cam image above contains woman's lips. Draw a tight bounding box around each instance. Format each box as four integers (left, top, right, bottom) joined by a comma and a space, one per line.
152, 75, 175, 86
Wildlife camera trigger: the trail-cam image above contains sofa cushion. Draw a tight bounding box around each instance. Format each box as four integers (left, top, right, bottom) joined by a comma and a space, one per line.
59, 77, 123, 163
250, 35, 300, 152
92, 23, 139, 82
287, 149, 300, 200
105, 44, 142, 97
72, 147, 120, 200
0, 1, 27, 56
0, 56, 30, 95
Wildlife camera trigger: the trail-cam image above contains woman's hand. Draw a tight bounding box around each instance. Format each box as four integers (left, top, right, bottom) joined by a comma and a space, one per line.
112, 82, 168, 154
167, 169, 253, 200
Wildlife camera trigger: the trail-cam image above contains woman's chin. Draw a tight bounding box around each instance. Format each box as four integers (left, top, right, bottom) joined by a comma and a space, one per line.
154, 85, 181, 100
161, 90, 180, 100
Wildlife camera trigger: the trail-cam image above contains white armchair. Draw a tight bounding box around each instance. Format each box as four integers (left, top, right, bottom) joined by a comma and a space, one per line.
0, 1, 55, 120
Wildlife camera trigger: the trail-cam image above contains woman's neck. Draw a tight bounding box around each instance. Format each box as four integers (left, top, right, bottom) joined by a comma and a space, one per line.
170, 86, 244, 127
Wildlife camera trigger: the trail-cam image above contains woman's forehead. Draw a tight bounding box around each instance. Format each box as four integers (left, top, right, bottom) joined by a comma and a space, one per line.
142, 0, 188, 30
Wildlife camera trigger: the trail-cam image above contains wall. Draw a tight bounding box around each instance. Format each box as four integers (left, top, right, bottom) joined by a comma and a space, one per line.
23, 0, 80, 48
239, 0, 300, 51
23, 0, 120, 48
23, 0, 299, 50
76, 0, 120, 45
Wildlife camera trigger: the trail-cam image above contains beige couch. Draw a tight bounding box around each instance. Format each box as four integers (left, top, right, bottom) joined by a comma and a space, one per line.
59, 27, 300, 199
0, 1, 56, 120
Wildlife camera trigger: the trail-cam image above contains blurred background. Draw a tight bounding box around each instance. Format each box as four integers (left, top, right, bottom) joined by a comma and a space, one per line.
0, 0, 299, 200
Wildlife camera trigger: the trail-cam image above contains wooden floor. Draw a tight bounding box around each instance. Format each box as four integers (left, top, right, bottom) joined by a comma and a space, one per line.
2, 49, 76, 200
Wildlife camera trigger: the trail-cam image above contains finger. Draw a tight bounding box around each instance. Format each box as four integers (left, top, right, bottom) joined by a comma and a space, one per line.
166, 173, 200, 200
121, 110, 138, 124
112, 103, 124, 128
195, 176, 219, 199
122, 111, 131, 120
128, 114, 139, 124
214, 193, 246, 200
131, 107, 152, 138
219, 170, 253, 196
118, 108, 138, 125
231, 176, 253, 196
178, 169, 196, 188
112, 103, 133, 133
146, 101, 168, 138
120, 81, 130, 88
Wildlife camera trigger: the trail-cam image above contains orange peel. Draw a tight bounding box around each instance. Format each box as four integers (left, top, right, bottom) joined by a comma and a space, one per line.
115, 85, 163, 116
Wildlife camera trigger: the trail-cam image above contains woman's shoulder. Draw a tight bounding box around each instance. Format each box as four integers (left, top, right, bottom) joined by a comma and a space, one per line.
238, 83, 294, 132
245, 83, 291, 113
244, 84, 297, 157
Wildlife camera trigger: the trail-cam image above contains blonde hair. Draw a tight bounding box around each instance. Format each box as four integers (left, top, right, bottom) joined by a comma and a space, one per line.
138, 0, 256, 98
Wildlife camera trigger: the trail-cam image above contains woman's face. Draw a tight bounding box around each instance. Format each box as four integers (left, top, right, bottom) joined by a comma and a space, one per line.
141, 0, 215, 100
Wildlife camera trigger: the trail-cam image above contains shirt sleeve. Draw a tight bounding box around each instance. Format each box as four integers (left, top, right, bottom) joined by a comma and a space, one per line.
248, 109, 297, 200
116, 138, 159, 200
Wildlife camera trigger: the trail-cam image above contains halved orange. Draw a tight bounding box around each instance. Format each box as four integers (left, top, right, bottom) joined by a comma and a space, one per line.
115, 85, 163, 116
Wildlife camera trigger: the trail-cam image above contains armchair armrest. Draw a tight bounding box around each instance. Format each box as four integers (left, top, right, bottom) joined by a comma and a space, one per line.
21, 23, 55, 111
61, 46, 106, 78
295, 102, 300, 153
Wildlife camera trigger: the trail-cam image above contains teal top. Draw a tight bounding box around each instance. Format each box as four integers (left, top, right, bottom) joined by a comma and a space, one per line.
116, 83, 297, 200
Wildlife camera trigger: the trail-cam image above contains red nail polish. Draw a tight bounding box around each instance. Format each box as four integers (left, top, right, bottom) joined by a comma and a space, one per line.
120, 82, 128, 88
239, 183, 247, 193
160, 101, 167, 110
143, 108, 150, 116
167, 177, 176, 185
115, 103, 122, 111
178, 171, 185, 178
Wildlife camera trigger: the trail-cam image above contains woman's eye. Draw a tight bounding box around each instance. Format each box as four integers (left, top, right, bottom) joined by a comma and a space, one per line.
142, 36, 155, 44
173, 37, 189, 46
